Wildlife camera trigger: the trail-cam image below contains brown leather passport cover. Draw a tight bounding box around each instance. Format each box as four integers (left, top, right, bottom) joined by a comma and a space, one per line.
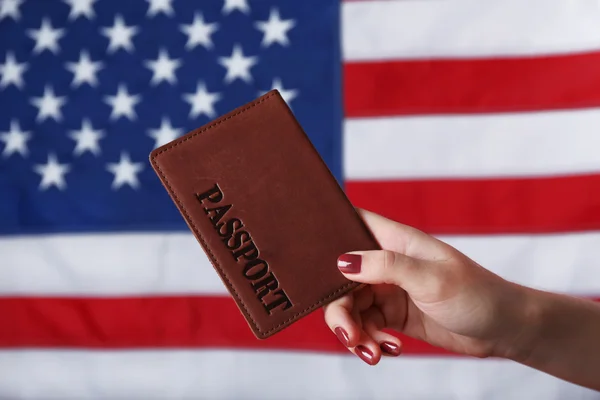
149, 90, 380, 339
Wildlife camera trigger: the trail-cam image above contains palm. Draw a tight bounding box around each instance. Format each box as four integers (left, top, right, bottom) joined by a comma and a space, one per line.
356, 264, 504, 356
351, 281, 499, 359
404, 294, 500, 358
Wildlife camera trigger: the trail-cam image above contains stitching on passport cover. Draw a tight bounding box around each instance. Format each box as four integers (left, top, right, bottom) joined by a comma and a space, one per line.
149, 92, 359, 336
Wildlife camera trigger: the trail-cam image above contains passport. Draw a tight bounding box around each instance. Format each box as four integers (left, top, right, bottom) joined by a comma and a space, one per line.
149, 90, 380, 339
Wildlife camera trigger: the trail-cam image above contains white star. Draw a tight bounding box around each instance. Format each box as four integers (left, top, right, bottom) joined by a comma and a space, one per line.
104, 84, 141, 121
33, 153, 70, 191
144, 48, 181, 85
255, 8, 295, 47
27, 18, 65, 54
0, 0, 23, 21
183, 81, 221, 118
222, 0, 249, 14
68, 119, 104, 156
217, 44, 258, 84
65, 50, 103, 87
148, 117, 183, 149
63, 0, 96, 20
106, 152, 144, 190
0, 51, 28, 89
101, 15, 139, 53
30, 85, 67, 122
180, 12, 218, 50
262, 78, 298, 104
0, 120, 31, 158
146, 0, 173, 17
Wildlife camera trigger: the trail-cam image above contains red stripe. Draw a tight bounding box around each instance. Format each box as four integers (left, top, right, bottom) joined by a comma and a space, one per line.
0, 296, 450, 355
345, 174, 600, 234
344, 51, 600, 117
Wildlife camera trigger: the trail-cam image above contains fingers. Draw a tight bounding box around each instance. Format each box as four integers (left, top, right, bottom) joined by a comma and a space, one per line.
361, 306, 403, 357
323, 292, 402, 366
350, 326, 382, 366
324, 295, 381, 365
337, 249, 439, 295
323, 295, 362, 348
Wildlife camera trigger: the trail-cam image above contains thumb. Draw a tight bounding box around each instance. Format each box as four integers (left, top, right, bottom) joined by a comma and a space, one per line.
337, 250, 438, 293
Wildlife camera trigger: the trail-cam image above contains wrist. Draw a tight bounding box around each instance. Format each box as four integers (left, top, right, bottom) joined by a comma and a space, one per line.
492, 282, 547, 362
495, 286, 600, 390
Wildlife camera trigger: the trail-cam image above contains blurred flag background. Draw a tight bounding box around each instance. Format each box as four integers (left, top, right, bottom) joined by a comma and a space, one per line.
1, 0, 600, 398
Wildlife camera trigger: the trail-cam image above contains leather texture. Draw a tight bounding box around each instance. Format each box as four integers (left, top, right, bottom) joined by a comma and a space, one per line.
149, 90, 380, 339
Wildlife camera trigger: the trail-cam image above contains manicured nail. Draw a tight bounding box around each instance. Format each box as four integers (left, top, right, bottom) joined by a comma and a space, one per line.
334, 327, 350, 346
355, 345, 375, 365
337, 254, 361, 273
380, 342, 401, 356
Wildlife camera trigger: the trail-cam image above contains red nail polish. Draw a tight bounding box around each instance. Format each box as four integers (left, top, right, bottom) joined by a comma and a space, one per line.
337, 254, 361, 273
355, 345, 375, 365
380, 342, 401, 356
334, 327, 350, 346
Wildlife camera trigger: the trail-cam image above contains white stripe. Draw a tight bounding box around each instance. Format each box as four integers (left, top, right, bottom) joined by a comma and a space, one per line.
2, 231, 600, 296
344, 108, 600, 179
342, 0, 600, 61
0, 232, 224, 296
442, 233, 600, 298
0, 350, 596, 400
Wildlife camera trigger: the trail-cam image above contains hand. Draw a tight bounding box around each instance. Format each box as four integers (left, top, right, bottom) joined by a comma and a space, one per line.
324, 208, 534, 365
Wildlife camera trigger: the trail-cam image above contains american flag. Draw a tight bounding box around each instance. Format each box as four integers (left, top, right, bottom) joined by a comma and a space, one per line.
1, 0, 599, 398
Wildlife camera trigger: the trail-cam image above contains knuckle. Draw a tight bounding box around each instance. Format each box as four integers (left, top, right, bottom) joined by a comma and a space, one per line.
380, 250, 399, 283
381, 249, 397, 270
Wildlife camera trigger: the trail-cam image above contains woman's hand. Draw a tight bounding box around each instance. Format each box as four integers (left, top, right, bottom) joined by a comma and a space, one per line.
324, 209, 600, 391
324, 208, 536, 365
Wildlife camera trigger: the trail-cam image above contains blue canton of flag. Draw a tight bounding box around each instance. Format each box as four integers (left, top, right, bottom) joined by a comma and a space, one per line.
0, 0, 342, 235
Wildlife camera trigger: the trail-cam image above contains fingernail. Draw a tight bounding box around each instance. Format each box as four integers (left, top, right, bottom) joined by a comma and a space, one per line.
337, 254, 361, 273
380, 342, 401, 356
356, 345, 375, 365
334, 327, 349, 346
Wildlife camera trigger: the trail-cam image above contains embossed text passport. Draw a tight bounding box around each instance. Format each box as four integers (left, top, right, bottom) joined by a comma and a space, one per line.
149, 90, 380, 339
